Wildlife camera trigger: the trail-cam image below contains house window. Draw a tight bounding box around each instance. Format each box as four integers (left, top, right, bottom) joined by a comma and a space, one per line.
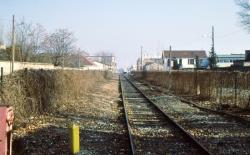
188, 59, 194, 64
167, 59, 170, 66
179, 59, 182, 65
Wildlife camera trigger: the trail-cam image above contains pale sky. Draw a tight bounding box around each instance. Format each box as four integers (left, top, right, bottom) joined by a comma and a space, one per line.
1, 0, 250, 69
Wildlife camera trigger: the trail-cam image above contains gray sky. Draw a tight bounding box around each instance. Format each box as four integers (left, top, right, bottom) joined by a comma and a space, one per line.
1, 0, 250, 68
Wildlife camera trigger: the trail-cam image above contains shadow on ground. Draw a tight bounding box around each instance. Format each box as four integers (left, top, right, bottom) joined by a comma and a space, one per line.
13, 126, 69, 155
12, 125, 131, 155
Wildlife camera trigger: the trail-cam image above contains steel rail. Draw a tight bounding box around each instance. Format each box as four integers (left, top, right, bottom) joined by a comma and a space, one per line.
179, 98, 250, 127
123, 75, 212, 155
119, 75, 136, 155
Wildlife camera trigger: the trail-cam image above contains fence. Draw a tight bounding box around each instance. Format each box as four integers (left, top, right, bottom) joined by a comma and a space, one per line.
133, 71, 250, 109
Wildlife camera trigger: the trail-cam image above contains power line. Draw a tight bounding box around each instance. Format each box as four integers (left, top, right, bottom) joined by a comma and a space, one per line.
216, 29, 243, 38
168, 28, 244, 49
0, 17, 12, 22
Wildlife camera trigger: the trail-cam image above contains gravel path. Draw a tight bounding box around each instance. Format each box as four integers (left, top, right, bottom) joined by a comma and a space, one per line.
76, 77, 130, 155
13, 76, 130, 155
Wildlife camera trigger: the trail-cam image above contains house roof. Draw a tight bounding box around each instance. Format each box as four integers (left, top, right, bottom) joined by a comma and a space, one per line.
163, 50, 207, 58
66, 54, 94, 66
217, 54, 245, 58
81, 56, 94, 66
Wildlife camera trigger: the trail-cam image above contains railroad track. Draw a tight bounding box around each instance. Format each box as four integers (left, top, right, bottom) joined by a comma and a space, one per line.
129, 75, 250, 155
120, 75, 212, 155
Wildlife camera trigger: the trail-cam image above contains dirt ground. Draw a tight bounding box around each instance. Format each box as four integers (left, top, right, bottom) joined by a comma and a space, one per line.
13, 75, 130, 155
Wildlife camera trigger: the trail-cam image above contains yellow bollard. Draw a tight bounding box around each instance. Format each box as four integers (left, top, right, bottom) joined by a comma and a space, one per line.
69, 124, 80, 154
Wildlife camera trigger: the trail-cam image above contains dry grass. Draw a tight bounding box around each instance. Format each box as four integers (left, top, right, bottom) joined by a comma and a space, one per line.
133, 71, 250, 110
0, 69, 111, 124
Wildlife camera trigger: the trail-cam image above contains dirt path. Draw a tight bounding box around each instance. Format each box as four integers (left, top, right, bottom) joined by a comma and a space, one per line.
13, 76, 130, 155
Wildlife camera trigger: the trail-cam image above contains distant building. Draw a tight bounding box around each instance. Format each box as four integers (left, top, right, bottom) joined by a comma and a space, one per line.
246, 50, 250, 61
162, 50, 208, 70
217, 54, 245, 68
144, 62, 164, 71
127, 65, 137, 72
88, 55, 117, 72
0, 44, 6, 50
233, 50, 250, 67
144, 58, 162, 64
136, 53, 162, 71
65, 53, 94, 68
137, 57, 163, 71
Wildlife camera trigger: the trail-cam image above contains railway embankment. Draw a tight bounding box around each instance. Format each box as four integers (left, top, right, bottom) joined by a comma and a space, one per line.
132, 71, 250, 120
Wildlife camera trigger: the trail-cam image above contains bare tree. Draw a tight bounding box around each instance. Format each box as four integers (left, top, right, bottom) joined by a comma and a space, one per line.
43, 29, 76, 66
236, 0, 250, 32
15, 19, 46, 61
95, 51, 114, 65
30, 23, 47, 58
0, 22, 4, 45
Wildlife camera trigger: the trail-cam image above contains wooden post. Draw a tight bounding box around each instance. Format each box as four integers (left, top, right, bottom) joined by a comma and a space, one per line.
1, 67, 3, 85
219, 75, 223, 105
234, 72, 238, 106
196, 71, 200, 96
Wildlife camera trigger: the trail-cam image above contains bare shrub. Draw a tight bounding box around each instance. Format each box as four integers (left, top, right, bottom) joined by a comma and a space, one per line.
0, 69, 108, 123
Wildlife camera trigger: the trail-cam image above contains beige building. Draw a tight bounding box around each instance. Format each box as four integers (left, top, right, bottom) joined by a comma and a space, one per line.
0, 44, 6, 50
144, 62, 164, 71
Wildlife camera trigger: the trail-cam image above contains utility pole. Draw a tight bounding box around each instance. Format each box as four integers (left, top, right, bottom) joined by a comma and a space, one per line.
209, 26, 217, 69
169, 46, 172, 74
11, 15, 15, 73
212, 26, 215, 55
141, 46, 143, 71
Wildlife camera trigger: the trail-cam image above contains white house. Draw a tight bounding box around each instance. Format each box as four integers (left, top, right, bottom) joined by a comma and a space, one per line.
162, 50, 208, 70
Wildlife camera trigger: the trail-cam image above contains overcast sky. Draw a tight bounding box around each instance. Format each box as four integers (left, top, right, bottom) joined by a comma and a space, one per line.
1, 0, 250, 69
